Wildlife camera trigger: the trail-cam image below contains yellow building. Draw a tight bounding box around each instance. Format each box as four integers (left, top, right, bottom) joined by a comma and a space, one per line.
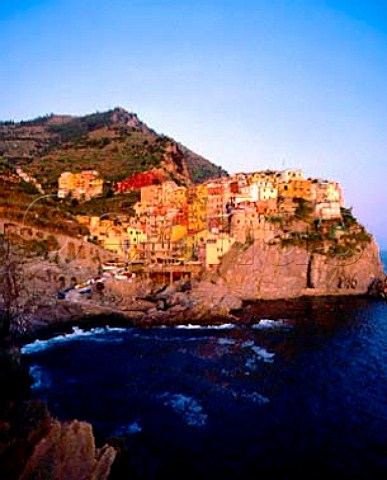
326, 182, 343, 204
278, 178, 313, 201
125, 227, 147, 260
58, 170, 103, 201
183, 230, 235, 269
140, 181, 179, 207
205, 233, 235, 269
250, 170, 282, 186
259, 183, 278, 201
169, 186, 188, 208
127, 227, 147, 245
313, 180, 343, 204
188, 184, 208, 233
100, 225, 123, 255
280, 169, 304, 183
197, 231, 236, 269
170, 224, 188, 243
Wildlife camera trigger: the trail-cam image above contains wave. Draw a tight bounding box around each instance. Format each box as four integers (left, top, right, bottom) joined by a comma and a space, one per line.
217, 338, 236, 346
252, 319, 291, 330
176, 323, 235, 330
21, 326, 128, 355
251, 345, 275, 362
242, 341, 275, 365
159, 393, 208, 427
29, 364, 51, 390
114, 420, 142, 436
215, 383, 270, 405
132, 333, 213, 343
232, 391, 270, 405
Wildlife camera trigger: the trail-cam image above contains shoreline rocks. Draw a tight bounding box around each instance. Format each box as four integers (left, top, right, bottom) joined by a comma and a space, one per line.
1, 230, 384, 340
19, 419, 116, 480
0, 345, 116, 480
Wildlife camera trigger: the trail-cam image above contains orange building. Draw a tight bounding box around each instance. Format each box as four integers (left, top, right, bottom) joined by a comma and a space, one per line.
58, 170, 103, 201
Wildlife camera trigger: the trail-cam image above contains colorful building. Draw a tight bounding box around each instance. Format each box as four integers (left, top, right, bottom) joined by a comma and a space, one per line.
58, 170, 104, 201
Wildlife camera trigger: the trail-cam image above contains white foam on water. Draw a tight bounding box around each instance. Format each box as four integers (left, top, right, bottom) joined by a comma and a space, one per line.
236, 391, 270, 405
217, 385, 270, 406
22, 339, 50, 355
176, 324, 202, 329
245, 357, 257, 371
176, 323, 235, 330
21, 326, 128, 355
160, 393, 208, 427
242, 341, 275, 367
251, 345, 275, 363
252, 319, 291, 330
217, 338, 236, 346
29, 364, 50, 390
114, 421, 142, 436
132, 333, 212, 343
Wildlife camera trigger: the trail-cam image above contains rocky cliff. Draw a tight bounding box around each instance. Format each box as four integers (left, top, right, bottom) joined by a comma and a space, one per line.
19, 419, 116, 480
216, 238, 383, 300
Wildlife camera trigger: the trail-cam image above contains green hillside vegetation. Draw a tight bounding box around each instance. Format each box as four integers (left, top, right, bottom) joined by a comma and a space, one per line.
0, 107, 228, 234
28, 128, 168, 190
68, 191, 140, 217
0, 160, 87, 236
279, 204, 372, 258
0, 108, 227, 192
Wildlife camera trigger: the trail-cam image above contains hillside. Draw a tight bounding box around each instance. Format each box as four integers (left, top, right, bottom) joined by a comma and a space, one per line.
0, 107, 227, 191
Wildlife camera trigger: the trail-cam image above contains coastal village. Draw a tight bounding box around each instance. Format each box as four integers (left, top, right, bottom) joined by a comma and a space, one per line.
57, 168, 344, 281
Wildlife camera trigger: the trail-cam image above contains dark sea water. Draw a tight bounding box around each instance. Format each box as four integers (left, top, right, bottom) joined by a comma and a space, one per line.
22, 291, 387, 480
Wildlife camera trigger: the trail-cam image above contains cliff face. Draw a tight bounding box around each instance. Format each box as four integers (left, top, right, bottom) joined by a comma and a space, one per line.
217, 238, 383, 300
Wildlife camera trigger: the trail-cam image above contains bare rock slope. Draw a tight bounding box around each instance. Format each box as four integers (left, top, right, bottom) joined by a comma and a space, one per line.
19, 419, 116, 480
216, 238, 383, 300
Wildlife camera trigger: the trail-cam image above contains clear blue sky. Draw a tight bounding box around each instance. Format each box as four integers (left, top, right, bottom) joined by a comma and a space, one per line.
2, 0, 387, 247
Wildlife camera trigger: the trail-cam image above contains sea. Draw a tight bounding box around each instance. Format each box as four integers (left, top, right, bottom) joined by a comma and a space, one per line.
21, 252, 387, 479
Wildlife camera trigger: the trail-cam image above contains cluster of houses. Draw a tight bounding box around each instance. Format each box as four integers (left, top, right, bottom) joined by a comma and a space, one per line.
58, 170, 104, 201
73, 169, 344, 271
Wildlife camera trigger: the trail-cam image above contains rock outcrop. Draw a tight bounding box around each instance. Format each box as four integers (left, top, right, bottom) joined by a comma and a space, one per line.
0, 346, 116, 480
19, 419, 116, 480
216, 238, 383, 300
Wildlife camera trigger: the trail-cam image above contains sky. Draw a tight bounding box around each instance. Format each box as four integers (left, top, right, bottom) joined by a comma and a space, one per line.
1, 0, 387, 247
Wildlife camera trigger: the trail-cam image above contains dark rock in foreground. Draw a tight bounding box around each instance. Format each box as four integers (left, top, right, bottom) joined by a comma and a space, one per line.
0, 345, 116, 480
